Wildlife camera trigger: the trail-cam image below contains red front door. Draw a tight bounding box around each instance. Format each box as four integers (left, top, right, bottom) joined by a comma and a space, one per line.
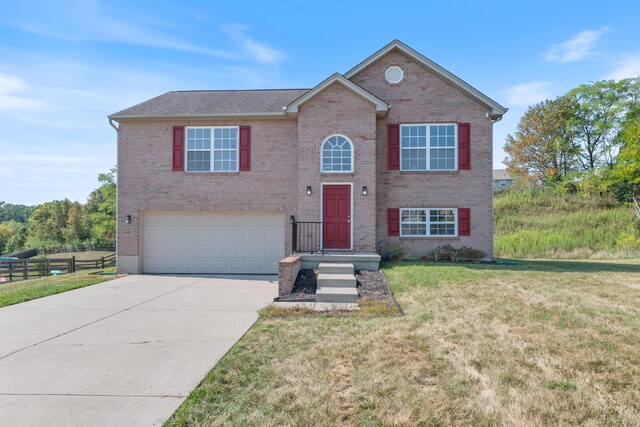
323, 185, 351, 249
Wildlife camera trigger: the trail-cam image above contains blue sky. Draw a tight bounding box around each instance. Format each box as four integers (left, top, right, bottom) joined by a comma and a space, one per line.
1, 0, 639, 205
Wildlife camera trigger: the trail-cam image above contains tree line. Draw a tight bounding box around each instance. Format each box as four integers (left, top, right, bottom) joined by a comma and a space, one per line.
504, 77, 640, 201
0, 168, 116, 255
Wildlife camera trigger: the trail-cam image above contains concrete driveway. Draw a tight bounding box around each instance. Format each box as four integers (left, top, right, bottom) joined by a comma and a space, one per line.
0, 274, 277, 426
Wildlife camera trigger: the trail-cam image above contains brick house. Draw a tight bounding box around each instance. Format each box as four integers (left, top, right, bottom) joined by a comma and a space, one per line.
109, 40, 507, 276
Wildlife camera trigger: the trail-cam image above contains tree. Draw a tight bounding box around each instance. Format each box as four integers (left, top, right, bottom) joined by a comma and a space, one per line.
567, 79, 634, 171
27, 199, 72, 245
504, 96, 579, 183
86, 167, 116, 246
0, 202, 35, 223
64, 202, 91, 243
607, 114, 640, 197
0, 221, 28, 254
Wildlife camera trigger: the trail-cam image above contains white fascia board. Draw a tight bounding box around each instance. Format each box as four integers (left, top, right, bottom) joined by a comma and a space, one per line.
286, 73, 389, 116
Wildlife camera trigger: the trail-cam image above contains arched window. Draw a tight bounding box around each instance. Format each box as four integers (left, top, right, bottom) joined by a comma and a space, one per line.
321, 135, 353, 173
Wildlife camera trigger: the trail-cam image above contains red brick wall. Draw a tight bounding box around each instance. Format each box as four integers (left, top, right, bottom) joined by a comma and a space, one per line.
117, 118, 299, 258
349, 49, 494, 257
278, 256, 301, 295
296, 82, 377, 253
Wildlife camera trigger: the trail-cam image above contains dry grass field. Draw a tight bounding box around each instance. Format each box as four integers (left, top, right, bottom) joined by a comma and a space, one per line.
168, 260, 640, 426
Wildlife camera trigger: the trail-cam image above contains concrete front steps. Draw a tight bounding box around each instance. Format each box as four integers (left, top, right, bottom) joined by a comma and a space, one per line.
315, 263, 358, 304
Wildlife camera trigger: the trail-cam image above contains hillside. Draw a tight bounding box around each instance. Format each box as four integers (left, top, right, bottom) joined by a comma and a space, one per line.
494, 188, 640, 259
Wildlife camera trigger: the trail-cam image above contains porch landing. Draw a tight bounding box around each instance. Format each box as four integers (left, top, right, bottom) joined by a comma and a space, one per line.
299, 253, 380, 270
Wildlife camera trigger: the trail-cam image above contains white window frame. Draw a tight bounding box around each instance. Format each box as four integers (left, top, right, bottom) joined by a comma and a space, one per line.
400, 124, 458, 172
185, 126, 240, 173
320, 134, 354, 173
385, 65, 404, 84
400, 208, 458, 237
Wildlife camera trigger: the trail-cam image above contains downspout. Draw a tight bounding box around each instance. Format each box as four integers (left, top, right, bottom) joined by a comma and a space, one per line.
488, 111, 501, 260
108, 116, 120, 272
109, 117, 119, 132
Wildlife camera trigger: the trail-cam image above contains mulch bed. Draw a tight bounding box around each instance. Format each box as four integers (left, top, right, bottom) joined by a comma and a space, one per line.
275, 269, 317, 302
275, 268, 396, 306
355, 269, 394, 305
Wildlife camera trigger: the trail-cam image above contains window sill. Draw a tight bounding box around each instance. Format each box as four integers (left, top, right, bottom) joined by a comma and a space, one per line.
400, 236, 460, 240
320, 172, 354, 176
398, 170, 459, 174
183, 172, 240, 176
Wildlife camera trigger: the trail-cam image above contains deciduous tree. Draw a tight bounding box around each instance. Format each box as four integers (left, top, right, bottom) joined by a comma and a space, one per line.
567, 79, 633, 171
86, 167, 116, 246
504, 96, 578, 182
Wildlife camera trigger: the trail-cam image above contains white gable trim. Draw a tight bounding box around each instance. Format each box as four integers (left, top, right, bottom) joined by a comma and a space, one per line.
344, 40, 508, 119
286, 73, 389, 118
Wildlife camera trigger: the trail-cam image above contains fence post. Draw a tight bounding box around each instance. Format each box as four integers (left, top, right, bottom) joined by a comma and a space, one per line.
101, 257, 105, 270
23, 260, 28, 280
291, 221, 297, 255
72, 256, 76, 273
45, 259, 50, 276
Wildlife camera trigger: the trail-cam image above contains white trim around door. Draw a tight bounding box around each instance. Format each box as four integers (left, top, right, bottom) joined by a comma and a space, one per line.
320, 182, 354, 251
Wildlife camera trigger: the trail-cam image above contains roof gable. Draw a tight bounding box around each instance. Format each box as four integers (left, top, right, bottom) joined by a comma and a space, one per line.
344, 40, 507, 119
286, 73, 389, 118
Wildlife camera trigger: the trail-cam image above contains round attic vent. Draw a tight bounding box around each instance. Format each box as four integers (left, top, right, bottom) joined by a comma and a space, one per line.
385, 66, 404, 84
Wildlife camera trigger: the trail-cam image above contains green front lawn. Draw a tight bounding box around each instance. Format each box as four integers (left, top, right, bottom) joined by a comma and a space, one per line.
0, 270, 121, 308
167, 260, 640, 426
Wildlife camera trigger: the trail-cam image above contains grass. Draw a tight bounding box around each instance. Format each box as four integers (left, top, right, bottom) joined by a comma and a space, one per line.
259, 300, 400, 318
167, 260, 640, 426
44, 250, 115, 260
494, 187, 640, 259
0, 269, 120, 308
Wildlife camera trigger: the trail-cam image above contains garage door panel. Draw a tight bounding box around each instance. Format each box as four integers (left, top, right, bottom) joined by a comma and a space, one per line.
230, 244, 247, 256
246, 261, 264, 273
264, 244, 282, 256
196, 260, 212, 270
214, 260, 230, 271
247, 246, 263, 256
264, 228, 282, 239
196, 244, 212, 255
228, 228, 245, 239
142, 212, 284, 274
213, 245, 230, 256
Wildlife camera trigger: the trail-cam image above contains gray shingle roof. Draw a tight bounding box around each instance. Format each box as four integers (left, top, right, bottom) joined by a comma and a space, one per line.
109, 89, 310, 119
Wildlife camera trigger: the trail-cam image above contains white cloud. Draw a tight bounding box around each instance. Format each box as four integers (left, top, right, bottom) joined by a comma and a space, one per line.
544, 28, 607, 63
7, 2, 235, 60
0, 72, 25, 93
501, 81, 554, 106
605, 54, 640, 80
0, 72, 51, 111
224, 24, 285, 64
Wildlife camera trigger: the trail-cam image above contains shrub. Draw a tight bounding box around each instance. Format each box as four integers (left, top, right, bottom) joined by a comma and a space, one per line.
421, 245, 487, 263
435, 244, 456, 262
456, 246, 488, 262
387, 242, 405, 261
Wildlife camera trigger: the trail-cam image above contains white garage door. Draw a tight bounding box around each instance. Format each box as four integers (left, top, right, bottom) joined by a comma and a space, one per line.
142, 212, 284, 274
